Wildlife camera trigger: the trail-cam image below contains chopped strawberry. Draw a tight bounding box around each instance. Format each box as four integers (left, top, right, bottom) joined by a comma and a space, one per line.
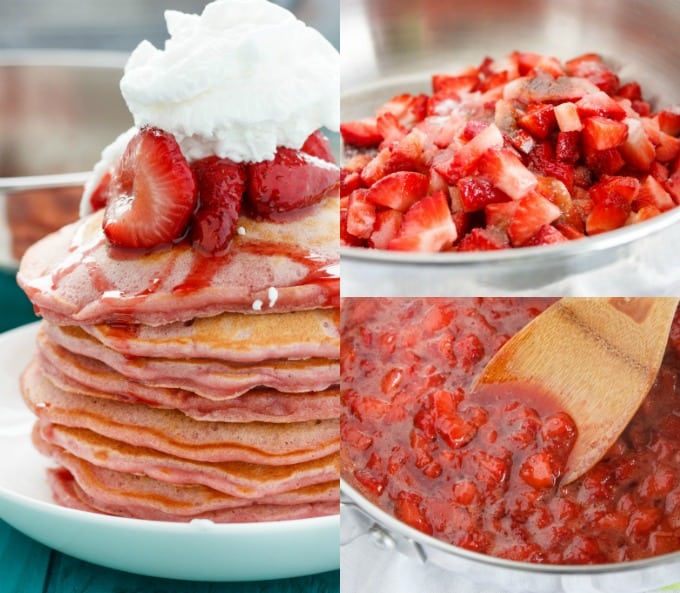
377, 93, 428, 129
190, 156, 246, 255
555, 131, 581, 163
527, 142, 574, 190
616, 81, 643, 102
619, 117, 655, 171
586, 192, 631, 234
365, 171, 430, 212
247, 148, 339, 214
340, 197, 365, 247
554, 101, 583, 132
576, 90, 627, 120
360, 147, 393, 186
457, 176, 509, 212
524, 224, 568, 246
508, 193, 561, 246
103, 127, 197, 249
457, 227, 508, 251
340, 118, 382, 147
584, 147, 625, 176
635, 175, 675, 212
479, 148, 538, 200
301, 130, 336, 163
655, 131, 680, 163
666, 172, 680, 203
628, 205, 661, 224
388, 190, 458, 251
369, 209, 403, 249
502, 72, 600, 103
517, 104, 556, 140
589, 175, 640, 205
485, 200, 520, 233
432, 73, 477, 94
376, 112, 406, 146
435, 123, 504, 183
658, 106, 680, 136
346, 189, 376, 239
565, 53, 620, 95
582, 116, 628, 151
386, 128, 429, 173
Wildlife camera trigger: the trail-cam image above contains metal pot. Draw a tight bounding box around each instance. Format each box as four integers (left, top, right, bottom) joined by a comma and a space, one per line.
340, 0, 680, 296
0, 51, 130, 269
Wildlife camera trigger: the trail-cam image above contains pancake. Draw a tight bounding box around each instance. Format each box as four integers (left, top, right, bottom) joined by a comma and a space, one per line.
83, 308, 340, 363
37, 337, 339, 422
44, 324, 338, 398
16, 194, 339, 327
22, 359, 339, 465
49, 466, 339, 522
36, 421, 339, 498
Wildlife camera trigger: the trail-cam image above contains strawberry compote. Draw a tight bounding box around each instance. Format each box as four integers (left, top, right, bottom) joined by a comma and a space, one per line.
340, 52, 680, 252
341, 298, 680, 564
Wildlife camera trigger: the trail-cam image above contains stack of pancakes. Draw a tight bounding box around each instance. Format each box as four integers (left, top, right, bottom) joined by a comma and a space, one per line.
17, 194, 340, 523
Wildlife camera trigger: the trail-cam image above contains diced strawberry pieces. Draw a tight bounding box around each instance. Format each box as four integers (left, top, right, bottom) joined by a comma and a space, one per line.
508, 193, 561, 246
103, 127, 197, 250
435, 123, 504, 184
523, 224, 568, 246
340, 197, 365, 247
582, 116, 628, 150
369, 209, 403, 249
658, 106, 680, 136
576, 90, 627, 120
635, 175, 675, 212
432, 73, 478, 94
517, 104, 556, 140
377, 93, 428, 129
365, 171, 430, 212
503, 73, 600, 103
565, 53, 620, 95
190, 156, 246, 255
394, 492, 433, 535
388, 190, 458, 252
360, 147, 393, 186
527, 142, 575, 190
480, 148, 538, 200
589, 175, 640, 205
584, 147, 625, 176
386, 128, 429, 173
616, 81, 643, 102
377, 112, 406, 146
457, 227, 509, 251
340, 118, 382, 147
457, 176, 509, 212
485, 200, 520, 233
346, 189, 376, 239
555, 131, 581, 163
554, 101, 583, 132
300, 130, 336, 163
654, 130, 680, 163
520, 451, 560, 489
586, 192, 631, 234
666, 172, 680, 204
619, 117, 656, 171
247, 148, 339, 214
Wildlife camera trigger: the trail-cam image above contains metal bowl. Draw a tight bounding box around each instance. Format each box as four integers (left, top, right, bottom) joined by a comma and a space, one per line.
0, 51, 130, 269
340, 0, 680, 296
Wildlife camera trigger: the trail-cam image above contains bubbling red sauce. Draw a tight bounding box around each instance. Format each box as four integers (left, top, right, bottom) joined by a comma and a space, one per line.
341, 298, 680, 564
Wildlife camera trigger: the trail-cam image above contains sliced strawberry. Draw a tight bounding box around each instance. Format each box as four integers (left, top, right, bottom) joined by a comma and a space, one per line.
508, 193, 561, 246
301, 130, 336, 163
517, 104, 556, 140
576, 90, 627, 120
340, 118, 382, 147
582, 116, 628, 151
619, 117, 655, 171
89, 170, 112, 212
103, 127, 197, 249
369, 209, 403, 249
479, 148, 538, 200
377, 93, 428, 129
457, 227, 509, 251
376, 111, 406, 146
388, 190, 457, 252
365, 171, 429, 212
457, 176, 509, 212
247, 147, 339, 214
190, 156, 246, 255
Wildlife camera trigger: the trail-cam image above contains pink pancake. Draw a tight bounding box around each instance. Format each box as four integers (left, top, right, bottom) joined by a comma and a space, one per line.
43, 324, 338, 398
22, 359, 339, 465
37, 338, 339, 422
17, 194, 339, 326
48, 466, 338, 522
36, 421, 339, 499
83, 308, 340, 363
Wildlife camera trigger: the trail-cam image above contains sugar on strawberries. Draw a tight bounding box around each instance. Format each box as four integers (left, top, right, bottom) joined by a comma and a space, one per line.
341, 51, 680, 252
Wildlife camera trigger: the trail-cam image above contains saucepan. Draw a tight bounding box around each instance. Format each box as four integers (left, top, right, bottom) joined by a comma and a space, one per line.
340, 0, 680, 296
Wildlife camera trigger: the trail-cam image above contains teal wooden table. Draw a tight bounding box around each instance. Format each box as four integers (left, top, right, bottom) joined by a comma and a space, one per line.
0, 270, 340, 593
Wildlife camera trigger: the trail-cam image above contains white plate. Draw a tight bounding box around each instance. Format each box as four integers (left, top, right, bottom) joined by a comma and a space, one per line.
0, 322, 339, 581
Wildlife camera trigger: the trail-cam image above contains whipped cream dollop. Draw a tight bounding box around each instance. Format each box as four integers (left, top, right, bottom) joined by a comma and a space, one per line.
120, 0, 339, 163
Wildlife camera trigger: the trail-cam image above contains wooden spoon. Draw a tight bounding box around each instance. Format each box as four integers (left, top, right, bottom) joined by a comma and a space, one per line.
473, 297, 679, 485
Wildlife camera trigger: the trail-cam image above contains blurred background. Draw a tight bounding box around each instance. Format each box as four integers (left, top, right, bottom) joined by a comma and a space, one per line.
0, 0, 339, 332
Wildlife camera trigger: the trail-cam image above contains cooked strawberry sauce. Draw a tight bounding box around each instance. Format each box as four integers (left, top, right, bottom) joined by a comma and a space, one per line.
341, 298, 680, 564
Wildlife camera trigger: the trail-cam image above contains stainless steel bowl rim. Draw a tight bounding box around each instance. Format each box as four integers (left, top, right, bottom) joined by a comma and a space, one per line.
341, 479, 680, 575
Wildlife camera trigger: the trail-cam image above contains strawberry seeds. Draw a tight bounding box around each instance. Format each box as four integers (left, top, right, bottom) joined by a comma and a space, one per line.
340, 52, 680, 252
